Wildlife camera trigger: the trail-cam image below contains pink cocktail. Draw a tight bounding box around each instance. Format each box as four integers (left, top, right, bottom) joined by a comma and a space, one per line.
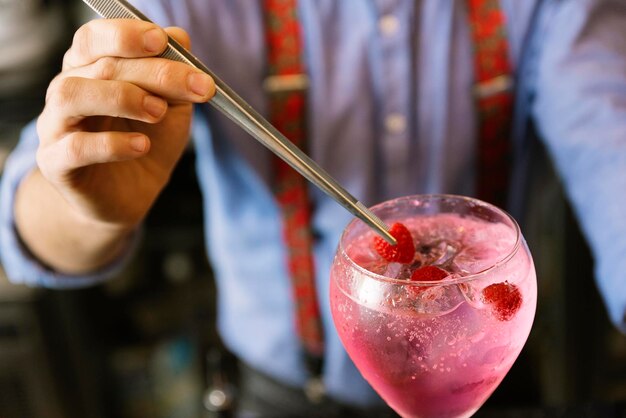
330, 195, 536, 418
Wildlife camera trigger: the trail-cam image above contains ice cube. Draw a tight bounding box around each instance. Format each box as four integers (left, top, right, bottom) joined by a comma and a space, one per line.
410, 282, 465, 316
384, 262, 404, 279
452, 244, 500, 274
457, 282, 484, 309
433, 241, 460, 268
416, 240, 461, 270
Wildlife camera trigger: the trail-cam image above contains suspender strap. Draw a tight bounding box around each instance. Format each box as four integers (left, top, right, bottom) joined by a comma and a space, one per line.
467, 0, 515, 208
263, 0, 324, 378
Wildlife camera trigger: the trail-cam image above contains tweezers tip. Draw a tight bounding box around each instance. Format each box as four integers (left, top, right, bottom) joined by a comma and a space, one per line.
355, 201, 396, 245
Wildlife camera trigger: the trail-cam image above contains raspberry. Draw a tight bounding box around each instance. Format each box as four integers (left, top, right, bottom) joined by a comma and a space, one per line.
373, 222, 415, 264
407, 265, 449, 297
481, 281, 522, 321
410, 265, 449, 282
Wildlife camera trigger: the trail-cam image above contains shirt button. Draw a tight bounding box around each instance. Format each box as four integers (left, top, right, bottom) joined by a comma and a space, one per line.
378, 15, 399, 37
385, 113, 407, 134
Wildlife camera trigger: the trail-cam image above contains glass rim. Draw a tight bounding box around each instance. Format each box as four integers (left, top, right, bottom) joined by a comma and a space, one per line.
338, 194, 522, 287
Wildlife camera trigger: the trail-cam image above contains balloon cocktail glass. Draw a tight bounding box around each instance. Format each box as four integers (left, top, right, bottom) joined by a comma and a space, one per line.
330, 195, 536, 418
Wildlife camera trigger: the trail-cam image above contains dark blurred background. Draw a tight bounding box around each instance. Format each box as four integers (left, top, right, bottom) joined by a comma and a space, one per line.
1, 1, 625, 417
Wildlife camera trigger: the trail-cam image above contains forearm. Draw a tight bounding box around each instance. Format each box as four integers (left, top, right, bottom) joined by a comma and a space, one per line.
14, 168, 136, 275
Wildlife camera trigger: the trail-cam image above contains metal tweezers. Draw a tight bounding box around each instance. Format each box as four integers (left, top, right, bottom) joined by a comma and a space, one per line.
81, 0, 396, 245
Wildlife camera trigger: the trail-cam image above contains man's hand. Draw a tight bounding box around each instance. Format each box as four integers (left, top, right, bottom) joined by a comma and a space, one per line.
36, 19, 214, 225
14, 19, 214, 274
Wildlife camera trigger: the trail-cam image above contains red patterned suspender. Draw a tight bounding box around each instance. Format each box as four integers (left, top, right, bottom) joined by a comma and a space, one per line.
467, 0, 515, 208
263, 0, 324, 377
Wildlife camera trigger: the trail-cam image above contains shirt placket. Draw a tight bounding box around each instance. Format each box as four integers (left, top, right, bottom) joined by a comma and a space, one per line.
374, 0, 414, 198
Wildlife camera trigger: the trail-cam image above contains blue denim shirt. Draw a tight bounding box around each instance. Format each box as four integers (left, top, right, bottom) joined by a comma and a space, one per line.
2, 0, 626, 406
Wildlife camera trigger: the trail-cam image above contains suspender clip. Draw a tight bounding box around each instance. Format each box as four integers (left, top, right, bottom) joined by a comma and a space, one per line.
474, 74, 514, 99
263, 73, 309, 94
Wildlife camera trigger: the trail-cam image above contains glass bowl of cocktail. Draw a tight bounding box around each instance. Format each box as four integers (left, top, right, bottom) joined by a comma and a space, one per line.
330, 194, 537, 418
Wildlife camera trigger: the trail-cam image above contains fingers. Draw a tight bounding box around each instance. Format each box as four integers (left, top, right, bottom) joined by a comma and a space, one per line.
43, 21, 214, 138
58, 56, 214, 104
64, 19, 169, 69
37, 130, 151, 175
41, 76, 169, 135
62, 20, 210, 100
51, 20, 213, 129
40, 20, 208, 173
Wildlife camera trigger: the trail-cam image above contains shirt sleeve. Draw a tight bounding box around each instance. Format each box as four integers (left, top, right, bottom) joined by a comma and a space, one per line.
532, 0, 626, 333
0, 121, 141, 289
